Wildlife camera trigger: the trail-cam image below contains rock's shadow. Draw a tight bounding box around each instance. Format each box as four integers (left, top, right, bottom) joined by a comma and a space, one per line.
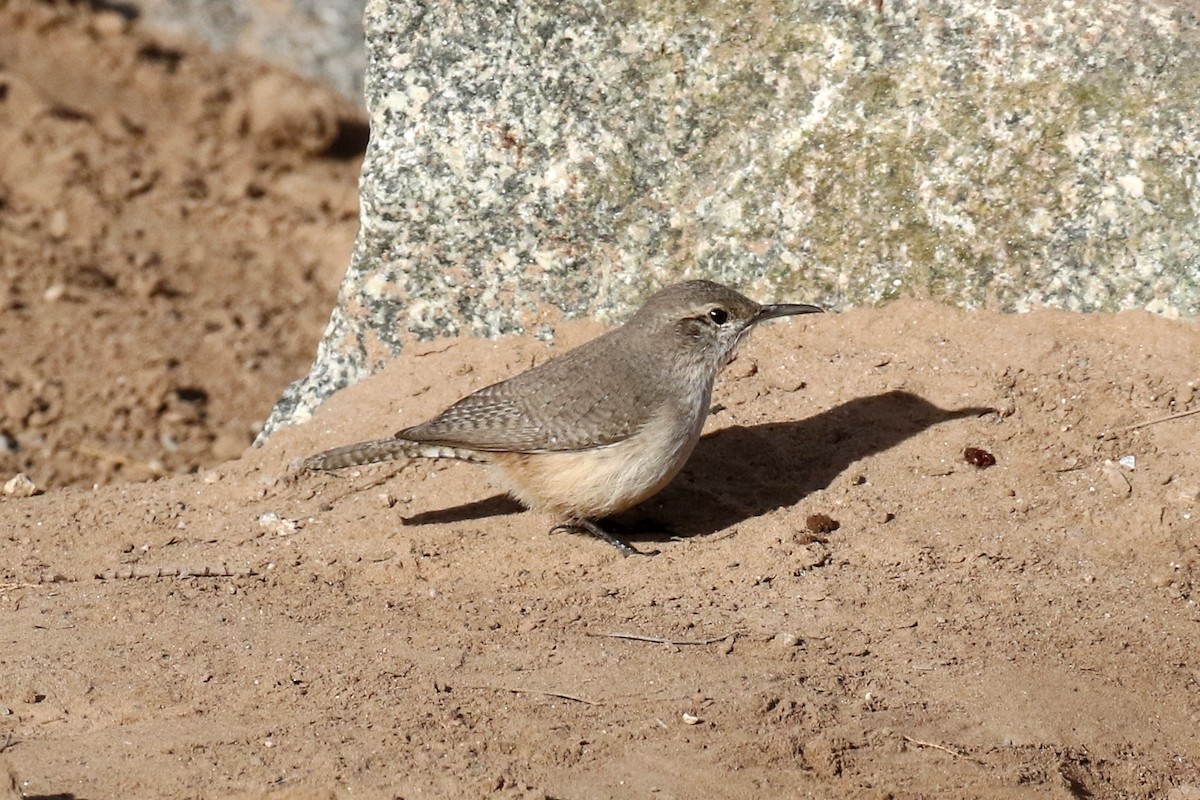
404, 390, 994, 543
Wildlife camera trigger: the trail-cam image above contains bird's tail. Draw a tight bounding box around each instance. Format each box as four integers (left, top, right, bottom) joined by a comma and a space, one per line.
299, 436, 490, 471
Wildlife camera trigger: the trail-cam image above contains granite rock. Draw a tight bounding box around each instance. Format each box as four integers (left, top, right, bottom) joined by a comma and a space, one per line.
262, 0, 1200, 437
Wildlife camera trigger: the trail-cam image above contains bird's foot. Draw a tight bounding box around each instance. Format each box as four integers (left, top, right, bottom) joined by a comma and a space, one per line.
551, 518, 658, 557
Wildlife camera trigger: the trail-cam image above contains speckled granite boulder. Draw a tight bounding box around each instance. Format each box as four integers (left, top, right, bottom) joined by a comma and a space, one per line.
132, 0, 365, 99
261, 0, 1200, 437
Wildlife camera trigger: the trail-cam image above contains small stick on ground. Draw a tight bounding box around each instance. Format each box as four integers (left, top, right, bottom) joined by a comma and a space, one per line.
95, 565, 258, 580
902, 735, 981, 764
1111, 406, 1200, 433
590, 631, 737, 646
464, 684, 601, 706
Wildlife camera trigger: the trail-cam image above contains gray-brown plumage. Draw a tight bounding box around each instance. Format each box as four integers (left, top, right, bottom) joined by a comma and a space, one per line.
301, 280, 823, 555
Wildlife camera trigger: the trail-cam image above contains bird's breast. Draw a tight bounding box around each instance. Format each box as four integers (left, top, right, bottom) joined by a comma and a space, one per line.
492, 378, 714, 520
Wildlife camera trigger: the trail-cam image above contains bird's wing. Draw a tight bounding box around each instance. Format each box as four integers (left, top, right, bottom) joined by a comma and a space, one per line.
399, 333, 666, 453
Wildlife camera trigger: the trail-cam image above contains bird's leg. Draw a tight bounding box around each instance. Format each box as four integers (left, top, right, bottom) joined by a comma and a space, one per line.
550, 518, 655, 557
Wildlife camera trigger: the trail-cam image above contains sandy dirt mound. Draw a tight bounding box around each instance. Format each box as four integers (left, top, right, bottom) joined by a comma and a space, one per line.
3, 301, 1199, 799
2, 2, 1200, 799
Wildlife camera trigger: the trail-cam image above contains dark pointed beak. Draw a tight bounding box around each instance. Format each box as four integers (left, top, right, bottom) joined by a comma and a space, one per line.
754, 302, 825, 322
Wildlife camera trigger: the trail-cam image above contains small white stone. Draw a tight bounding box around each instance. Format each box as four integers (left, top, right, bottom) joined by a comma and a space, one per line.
257, 512, 300, 536
3, 473, 38, 497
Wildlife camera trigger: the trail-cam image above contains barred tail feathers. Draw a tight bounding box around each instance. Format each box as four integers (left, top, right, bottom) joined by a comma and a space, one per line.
301, 437, 489, 471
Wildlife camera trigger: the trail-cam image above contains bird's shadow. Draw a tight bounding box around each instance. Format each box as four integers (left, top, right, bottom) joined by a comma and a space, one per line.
631, 390, 994, 542
403, 390, 994, 542
403, 493, 525, 526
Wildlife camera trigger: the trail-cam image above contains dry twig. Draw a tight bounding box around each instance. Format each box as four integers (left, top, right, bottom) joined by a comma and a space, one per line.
1111, 407, 1200, 433
590, 631, 737, 646
902, 735, 981, 764
95, 564, 258, 580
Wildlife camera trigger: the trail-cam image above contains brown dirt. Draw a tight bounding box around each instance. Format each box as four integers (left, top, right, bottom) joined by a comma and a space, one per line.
2, 3, 1200, 800
0, 0, 363, 489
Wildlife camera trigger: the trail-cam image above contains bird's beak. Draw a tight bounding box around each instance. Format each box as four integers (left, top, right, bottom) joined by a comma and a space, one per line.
754, 302, 825, 322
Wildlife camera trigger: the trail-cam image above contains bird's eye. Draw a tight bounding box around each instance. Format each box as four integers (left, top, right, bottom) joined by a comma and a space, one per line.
707, 307, 729, 325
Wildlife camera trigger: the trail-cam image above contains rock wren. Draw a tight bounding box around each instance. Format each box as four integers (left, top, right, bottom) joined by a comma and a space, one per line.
300, 280, 823, 555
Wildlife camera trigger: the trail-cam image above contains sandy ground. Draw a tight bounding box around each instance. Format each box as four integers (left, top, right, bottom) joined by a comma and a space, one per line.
0, 0, 363, 489
2, 3, 1199, 799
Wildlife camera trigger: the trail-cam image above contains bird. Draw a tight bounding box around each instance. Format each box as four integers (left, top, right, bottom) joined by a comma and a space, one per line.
300, 279, 824, 555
